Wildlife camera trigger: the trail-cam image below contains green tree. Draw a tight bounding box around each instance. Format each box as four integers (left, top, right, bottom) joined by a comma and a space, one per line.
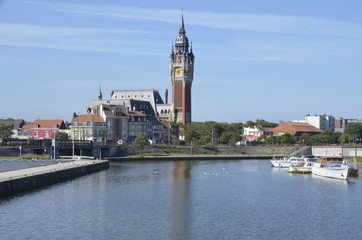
280, 133, 296, 144
319, 129, 336, 144
265, 136, 276, 145
198, 135, 211, 145
230, 132, 242, 145
244, 119, 278, 128
0, 124, 13, 139
133, 133, 150, 148
339, 133, 351, 143
184, 126, 200, 144
310, 135, 319, 145
298, 133, 310, 145
344, 123, 362, 140
183, 121, 244, 146
53, 131, 70, 140
254, 119, 278, 128
219, 131, 232, 144
334, 132, 342, 144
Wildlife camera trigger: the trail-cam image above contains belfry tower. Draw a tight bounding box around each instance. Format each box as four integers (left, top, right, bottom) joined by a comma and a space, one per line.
170, 13, 195, 124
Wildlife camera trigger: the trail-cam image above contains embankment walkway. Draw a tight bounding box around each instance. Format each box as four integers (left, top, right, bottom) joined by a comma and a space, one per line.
109, 155, 274, 161
0, 160, 109, 198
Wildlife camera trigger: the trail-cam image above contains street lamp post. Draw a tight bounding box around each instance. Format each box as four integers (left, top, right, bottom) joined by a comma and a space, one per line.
72, 136, 75, 159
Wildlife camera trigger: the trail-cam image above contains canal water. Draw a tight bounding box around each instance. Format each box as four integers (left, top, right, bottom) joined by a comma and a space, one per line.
1, 160, 362, 240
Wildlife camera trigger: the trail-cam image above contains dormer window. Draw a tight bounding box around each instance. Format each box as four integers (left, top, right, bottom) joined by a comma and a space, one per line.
53, 124, 59, 128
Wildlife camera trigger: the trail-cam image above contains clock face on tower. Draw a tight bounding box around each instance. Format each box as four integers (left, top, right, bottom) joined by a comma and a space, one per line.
175, 68, 183, 76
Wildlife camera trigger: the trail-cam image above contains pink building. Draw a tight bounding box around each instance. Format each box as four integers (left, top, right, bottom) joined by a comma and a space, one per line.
30, 120, 67, 139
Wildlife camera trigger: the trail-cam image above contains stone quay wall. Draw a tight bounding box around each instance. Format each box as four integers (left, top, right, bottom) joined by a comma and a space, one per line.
0, 161, 109, 198
0, 147, 32, 157
116, 145, 300, 157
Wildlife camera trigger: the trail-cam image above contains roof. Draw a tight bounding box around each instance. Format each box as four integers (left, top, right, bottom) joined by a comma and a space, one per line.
72, 115, 105, 123
261, 127, 274, 132
101, 105, 127, 117
0, 119, 25, 129
21, 123, 36, 132
33, 119, 66, 129
271, 122, 322, 135
128, 111, 146, 117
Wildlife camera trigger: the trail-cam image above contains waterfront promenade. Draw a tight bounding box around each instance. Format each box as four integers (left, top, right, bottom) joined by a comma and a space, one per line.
0, 160, 102, 182
109, 155, 273, 161
0, 160, 109, 198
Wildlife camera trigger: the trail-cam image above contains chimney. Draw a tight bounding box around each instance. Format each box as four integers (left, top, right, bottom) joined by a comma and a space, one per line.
165, 89, 168, 104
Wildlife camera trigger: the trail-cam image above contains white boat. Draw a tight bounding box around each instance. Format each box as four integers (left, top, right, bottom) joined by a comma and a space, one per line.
311, 157, 354, 180
312, 162, 351, 180
288, 160, 315, 174
271, 156, 307, 168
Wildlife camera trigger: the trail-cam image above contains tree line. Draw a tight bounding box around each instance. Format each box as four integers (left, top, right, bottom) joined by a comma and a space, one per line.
181, 121, 362, 146
1, 120, 362, 146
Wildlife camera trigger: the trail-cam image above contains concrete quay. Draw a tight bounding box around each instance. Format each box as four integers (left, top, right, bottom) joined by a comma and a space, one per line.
0, 160, 109, 198
109, 155, 273, 161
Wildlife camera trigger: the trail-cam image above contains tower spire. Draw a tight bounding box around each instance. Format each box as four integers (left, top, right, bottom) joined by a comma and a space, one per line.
98, 85, 103, 100
179, 10, 185, 34
170, 11, 195, 124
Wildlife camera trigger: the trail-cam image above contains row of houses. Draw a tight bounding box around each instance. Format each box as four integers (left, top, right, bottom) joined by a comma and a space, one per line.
1, 103, 175, 145
243, 115, 362, 142
243, 122, 322, 142
3, 113, 362, 144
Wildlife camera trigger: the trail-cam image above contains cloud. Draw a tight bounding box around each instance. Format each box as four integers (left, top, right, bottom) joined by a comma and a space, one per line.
0, 23, 165, 55
27, 1, 362, 38
0, 23, 150, 37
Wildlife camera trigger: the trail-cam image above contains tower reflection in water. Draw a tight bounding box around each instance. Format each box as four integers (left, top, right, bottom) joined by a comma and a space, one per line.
171, 161, 193, 239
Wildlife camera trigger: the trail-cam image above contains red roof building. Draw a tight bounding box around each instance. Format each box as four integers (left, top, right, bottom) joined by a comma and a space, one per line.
31, 120, 67, 139
71, 114, 107, 143
271, 122, 322, 136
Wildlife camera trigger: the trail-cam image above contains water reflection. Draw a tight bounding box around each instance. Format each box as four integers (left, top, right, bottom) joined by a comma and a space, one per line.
171, 161, 193, 240
3, 160, 362, 240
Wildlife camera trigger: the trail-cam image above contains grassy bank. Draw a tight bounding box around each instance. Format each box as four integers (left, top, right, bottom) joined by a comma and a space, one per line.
0, 154, 51, 160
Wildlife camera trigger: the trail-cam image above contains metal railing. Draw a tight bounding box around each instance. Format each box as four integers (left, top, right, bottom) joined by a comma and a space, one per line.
0, 139, 93, 149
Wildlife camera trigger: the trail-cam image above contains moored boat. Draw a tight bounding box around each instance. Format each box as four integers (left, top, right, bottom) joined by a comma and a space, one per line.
271, 156, 307, 168
288, 160, 316, 174
311, 157, 354, 180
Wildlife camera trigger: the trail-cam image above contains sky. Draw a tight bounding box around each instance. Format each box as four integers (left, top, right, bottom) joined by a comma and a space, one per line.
1, 0, 362, 124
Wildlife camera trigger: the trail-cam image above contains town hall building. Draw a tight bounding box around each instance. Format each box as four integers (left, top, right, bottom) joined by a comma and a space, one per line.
104, 14, 195, 125
79, 14, 195, 143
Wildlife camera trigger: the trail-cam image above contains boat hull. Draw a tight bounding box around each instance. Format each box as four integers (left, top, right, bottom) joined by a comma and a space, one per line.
271, 156, 307, 168
288, 166, 313, 174
312, 163, 351, 180
271, 160, 291, 168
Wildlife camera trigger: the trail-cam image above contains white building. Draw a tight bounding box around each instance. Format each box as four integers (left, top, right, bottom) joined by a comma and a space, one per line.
243, 126, 264, 141
293, 115, 335, 132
